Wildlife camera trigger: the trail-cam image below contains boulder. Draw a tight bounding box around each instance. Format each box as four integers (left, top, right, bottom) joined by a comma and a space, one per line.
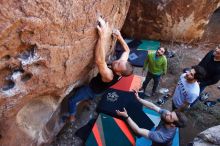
193, 125, 220, 146
0, 0, 130, 145
122, 0, 220, 42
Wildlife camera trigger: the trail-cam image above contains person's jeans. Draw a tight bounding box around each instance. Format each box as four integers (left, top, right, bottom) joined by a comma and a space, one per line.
142, 71, 161, 94
68, 85, 103, 116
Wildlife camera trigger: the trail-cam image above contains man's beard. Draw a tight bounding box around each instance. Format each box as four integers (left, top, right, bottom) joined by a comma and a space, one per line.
161, 116, 173, 125
156, 52, 161, 57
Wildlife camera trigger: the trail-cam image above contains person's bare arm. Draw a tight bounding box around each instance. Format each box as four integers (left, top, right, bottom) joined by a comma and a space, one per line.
95, 17, 114, 82
113, 29, 130, 61
133, 90, 160, 112
116, 108, 150, 138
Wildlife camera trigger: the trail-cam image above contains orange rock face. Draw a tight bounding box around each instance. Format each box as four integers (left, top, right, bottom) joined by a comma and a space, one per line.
122, 0, 220, 42
0, 0, 130, 145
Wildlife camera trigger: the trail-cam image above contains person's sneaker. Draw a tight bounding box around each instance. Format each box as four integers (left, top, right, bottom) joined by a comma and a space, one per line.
204, 101, 217, 107
200, 92, 209, 101
159, 88, 169, 95
163, 95, 169, 101
156, 98, 165, 105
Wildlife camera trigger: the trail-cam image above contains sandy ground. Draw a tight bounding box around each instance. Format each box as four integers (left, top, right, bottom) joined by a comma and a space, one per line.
52, 42, 220, 146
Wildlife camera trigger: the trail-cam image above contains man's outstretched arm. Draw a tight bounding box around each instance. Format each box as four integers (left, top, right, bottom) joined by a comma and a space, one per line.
113, 29, 130, 61
95, 17, 114, 82
133, 90, 160, 112
116, 108, 150, 138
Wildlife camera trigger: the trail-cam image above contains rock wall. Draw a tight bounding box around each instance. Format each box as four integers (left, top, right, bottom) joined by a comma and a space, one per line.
0, 0, 130, 145
122, 0, 220, 43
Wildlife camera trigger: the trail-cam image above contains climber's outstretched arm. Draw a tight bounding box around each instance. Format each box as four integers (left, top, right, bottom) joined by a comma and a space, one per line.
95, 17, 114, 82
112, 29, 130, 61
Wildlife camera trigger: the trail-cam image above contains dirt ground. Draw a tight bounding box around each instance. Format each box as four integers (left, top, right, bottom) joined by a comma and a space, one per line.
52, 42, 220, 146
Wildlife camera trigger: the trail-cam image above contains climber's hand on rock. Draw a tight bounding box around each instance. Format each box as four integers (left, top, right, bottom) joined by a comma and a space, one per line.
97, 17, 106, 28
97, 17, 108, 38
112, 29, 121, 39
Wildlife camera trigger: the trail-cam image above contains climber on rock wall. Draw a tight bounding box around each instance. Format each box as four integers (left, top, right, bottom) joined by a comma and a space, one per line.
68, 17, 133, 122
